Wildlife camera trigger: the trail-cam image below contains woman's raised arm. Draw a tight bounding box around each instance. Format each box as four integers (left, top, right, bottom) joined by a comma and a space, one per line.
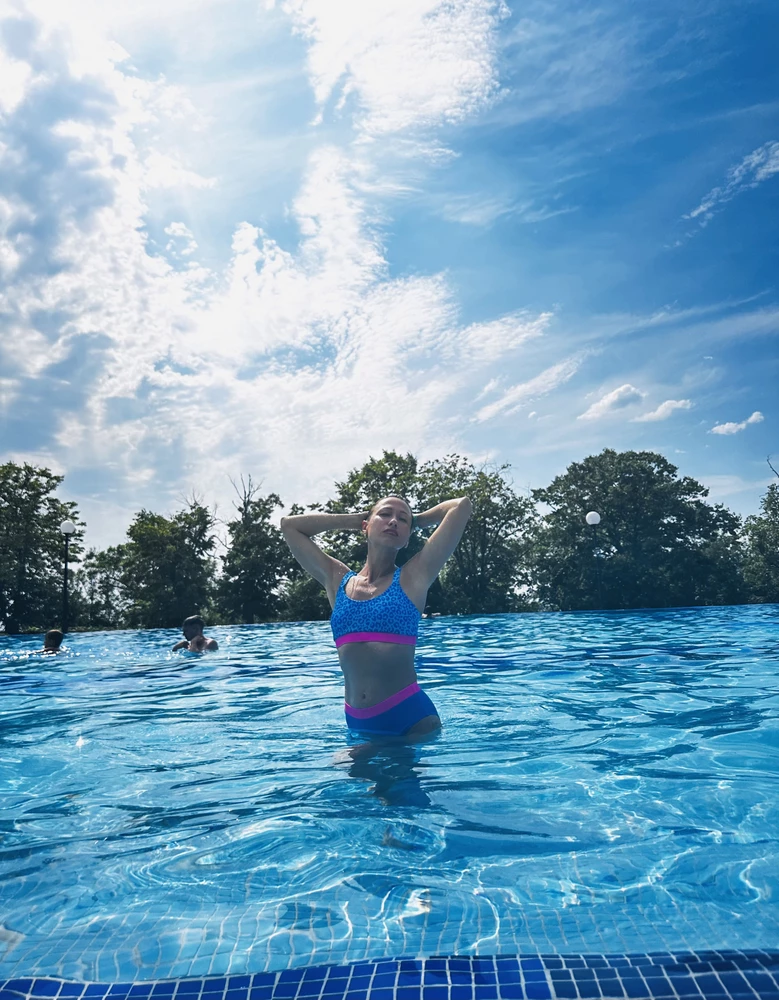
405, 497, 473, 590
280, 511, 366, 594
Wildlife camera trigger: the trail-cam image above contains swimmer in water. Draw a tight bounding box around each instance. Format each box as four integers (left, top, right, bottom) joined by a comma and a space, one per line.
281, 494, 472, 739
172, 615, 219, 652
41, 629, 64, 654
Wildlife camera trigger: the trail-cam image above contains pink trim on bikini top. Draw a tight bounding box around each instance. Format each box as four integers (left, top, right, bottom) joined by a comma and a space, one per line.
334, 631, 417, 648
344, 682, 421, 718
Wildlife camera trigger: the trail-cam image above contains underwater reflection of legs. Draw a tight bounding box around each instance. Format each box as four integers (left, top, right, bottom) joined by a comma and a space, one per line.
342, 739, 433, 809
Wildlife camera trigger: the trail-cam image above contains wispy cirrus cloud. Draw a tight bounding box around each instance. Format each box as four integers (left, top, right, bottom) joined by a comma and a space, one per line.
632, 398, 692, 422
685, 140, 779, 228
577, 383, 644, 421
710, 411, 764, 436
474, 355, 583, 423
436, 192, 577, 227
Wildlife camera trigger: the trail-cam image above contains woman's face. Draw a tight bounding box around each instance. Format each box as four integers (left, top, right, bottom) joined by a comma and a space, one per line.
364, 496, 413, 548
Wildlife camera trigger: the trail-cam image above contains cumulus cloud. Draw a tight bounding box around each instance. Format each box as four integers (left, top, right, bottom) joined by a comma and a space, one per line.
577, 383, 643, 421
710, 411, 764, 436
0, 6, 556, 542
632, 398, 692, 422
685, 140, 779, 227
272, 0, 508, 137
164, 222, 198, 256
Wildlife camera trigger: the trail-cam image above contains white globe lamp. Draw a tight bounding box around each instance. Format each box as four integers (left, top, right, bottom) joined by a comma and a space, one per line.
59, 520, 77, 633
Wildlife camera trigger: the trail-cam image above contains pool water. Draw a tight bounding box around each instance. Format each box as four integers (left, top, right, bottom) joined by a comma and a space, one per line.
1, 605, 778, 983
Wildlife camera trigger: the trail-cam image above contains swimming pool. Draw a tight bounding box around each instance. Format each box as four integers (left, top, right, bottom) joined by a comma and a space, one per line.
1, 605, 779, 993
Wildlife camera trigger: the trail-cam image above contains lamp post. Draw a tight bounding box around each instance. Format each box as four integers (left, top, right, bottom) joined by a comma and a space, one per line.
60, 520, 76, 633
585, 511, 602, 609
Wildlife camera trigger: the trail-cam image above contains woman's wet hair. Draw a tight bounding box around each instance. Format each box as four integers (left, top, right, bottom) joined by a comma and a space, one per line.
44, 629, 63, 648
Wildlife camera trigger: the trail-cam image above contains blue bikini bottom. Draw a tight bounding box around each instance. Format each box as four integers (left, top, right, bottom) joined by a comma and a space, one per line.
344, 682, 439, 737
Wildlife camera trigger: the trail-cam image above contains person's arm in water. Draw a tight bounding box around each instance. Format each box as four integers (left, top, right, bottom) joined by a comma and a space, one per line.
404, 497, 473, 591
280, 511, 365, 604
172, 639, 188, 651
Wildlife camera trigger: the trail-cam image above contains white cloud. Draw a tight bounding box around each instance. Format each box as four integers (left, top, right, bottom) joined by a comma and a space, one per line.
685, 140, 779, 226
450, 311, 550, 365
164, 222, 198, 256
0, 8, 556, 547
439, 194, 515, 226
702, 473, 775, 500
710, 411, 764, 436
437, 193, 577, 227
143, 151, 216, 190
632, 398, 692, 422
273, 0, 508, 137
577, 383, 643, 421
0, 46, 33, 113
474, 355, 583, 423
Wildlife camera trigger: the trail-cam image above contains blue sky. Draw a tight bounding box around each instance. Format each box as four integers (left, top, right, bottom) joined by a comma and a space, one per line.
0, 0, 777, 548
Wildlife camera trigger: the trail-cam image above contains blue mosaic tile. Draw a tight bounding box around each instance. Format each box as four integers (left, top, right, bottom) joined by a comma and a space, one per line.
31, 982, 61, 997
521, 984, 550, 1000
9, 950, 779, 1000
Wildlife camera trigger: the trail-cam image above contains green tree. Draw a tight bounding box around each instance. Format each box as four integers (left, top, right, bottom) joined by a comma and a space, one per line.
325, 450, 423, 569
743, 483, 779, 603
72, 545, 129, 630
122, 499, 216, 628
217, 477, 290, 623
0, 462, 83, 633
529, 449, 744, 610
277, 503, 332, 621
415, 455, 537, 614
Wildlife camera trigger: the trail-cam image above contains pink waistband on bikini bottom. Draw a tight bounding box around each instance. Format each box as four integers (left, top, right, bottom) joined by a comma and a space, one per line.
335, 632, 417, 648
344, 682, 421, 719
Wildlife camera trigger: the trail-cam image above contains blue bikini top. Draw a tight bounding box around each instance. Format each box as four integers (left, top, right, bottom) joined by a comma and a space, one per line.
330, 567, 421, 648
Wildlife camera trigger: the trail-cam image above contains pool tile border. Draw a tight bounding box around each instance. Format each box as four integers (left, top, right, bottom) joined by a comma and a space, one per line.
3, 951, 779, 1000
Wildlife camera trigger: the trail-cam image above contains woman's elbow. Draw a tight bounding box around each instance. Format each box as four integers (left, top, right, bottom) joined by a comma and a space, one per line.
459, 496, 473, 517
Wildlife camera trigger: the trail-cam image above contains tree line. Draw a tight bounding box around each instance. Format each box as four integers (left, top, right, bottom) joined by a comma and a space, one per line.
1, 449, 777, 635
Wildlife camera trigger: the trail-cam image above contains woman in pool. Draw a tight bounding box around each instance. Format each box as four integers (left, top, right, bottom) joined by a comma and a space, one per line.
281, 494, 472, 739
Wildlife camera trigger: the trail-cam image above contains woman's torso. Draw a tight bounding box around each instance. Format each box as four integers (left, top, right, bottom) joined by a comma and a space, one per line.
331, 566, 423, 707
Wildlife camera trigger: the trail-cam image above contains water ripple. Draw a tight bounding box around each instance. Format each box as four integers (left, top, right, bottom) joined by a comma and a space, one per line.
1, 605, 779, 979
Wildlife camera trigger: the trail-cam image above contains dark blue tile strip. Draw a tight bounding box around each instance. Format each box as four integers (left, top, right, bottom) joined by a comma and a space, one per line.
3, 951, 779, 1000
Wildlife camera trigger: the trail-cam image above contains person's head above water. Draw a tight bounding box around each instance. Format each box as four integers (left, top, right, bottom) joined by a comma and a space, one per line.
182, 615, 205, 640
43, 629, 63, 652
363, 495, 414, 550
